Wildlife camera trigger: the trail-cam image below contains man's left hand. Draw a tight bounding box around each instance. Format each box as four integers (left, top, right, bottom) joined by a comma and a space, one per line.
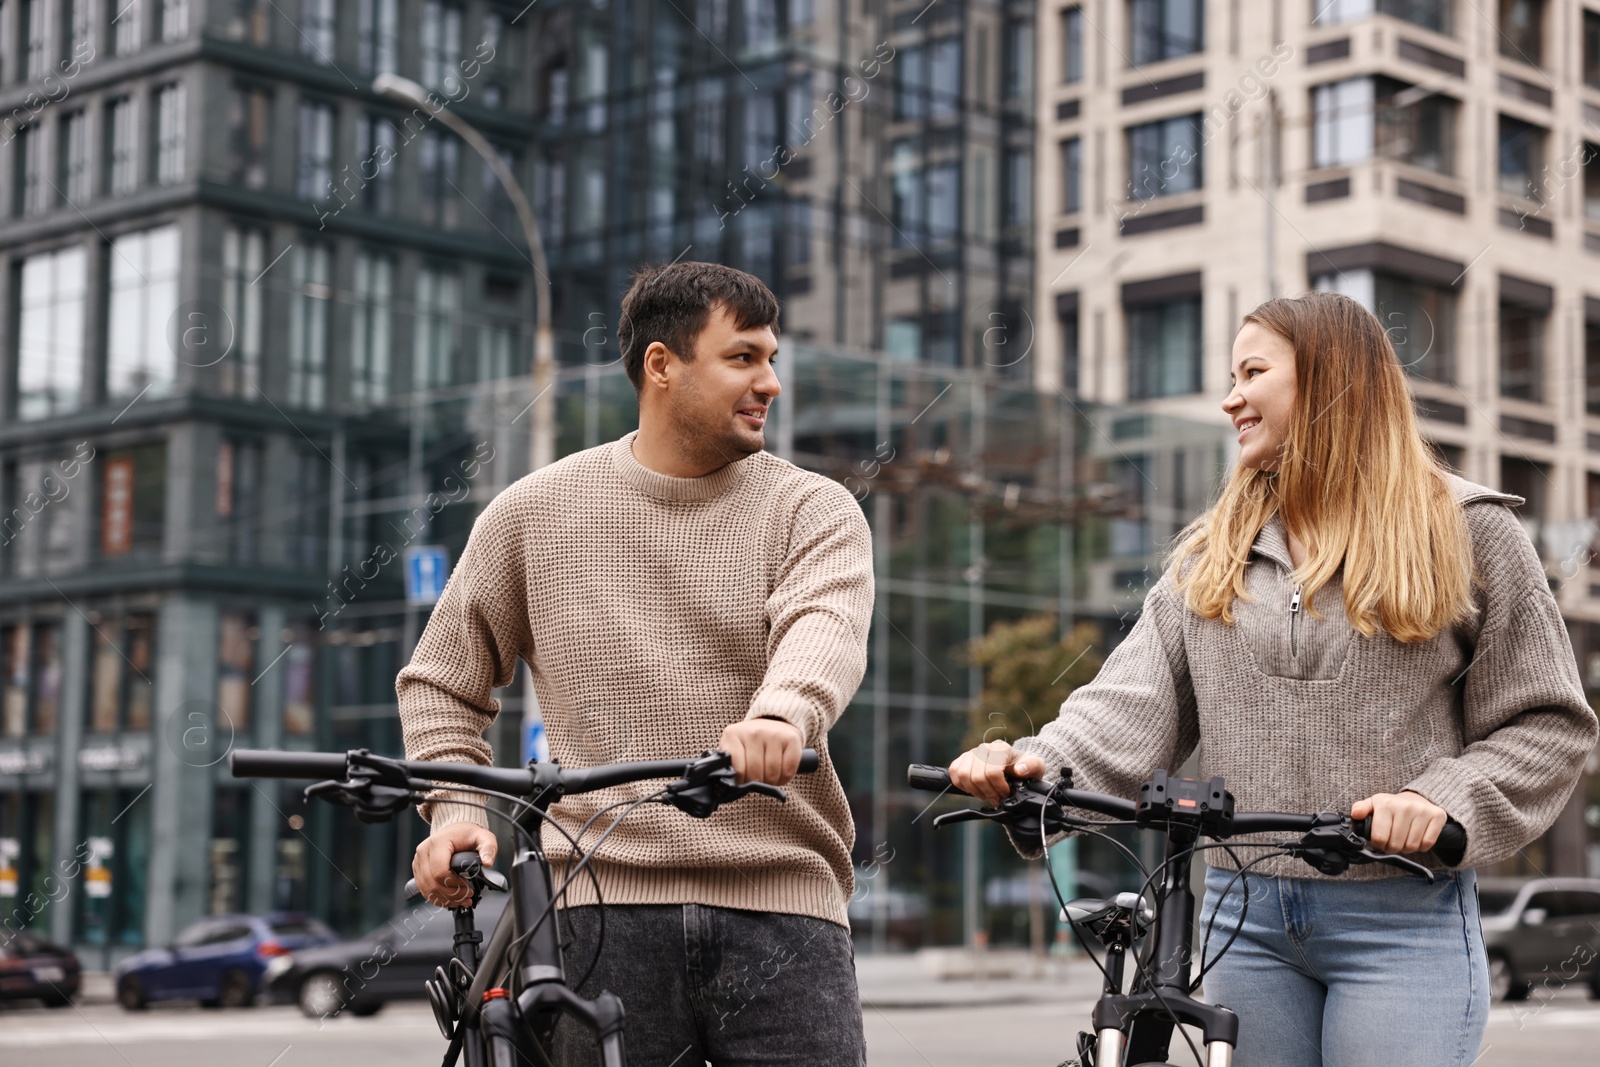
719, 718, 803, 786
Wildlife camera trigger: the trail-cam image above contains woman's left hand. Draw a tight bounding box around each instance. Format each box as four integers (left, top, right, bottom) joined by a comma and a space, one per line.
1351, 791, 1449, 854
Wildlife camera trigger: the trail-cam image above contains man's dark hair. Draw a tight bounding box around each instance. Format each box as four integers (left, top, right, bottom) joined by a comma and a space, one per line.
617, 262, 780, 391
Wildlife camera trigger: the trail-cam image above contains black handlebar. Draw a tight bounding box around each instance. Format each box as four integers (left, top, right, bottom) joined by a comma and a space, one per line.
232, 746, 820, 796
905, 764, 1467, 867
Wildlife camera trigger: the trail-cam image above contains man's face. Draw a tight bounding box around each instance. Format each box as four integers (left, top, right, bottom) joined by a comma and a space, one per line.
649, 303, 781, 462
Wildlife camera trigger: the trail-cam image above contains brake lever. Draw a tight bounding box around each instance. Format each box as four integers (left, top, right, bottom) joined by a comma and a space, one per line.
662, 751, 790, 818
303, 749, 418, 823
1287, 820, 1437, 883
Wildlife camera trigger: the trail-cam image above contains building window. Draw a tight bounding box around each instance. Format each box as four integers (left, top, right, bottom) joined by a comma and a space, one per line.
220, 226, 265, 396
23, 0, 46, 78
112, 0, 141, 56
927, 161, 960, 243
481, 146, 517, 235
296, 100, 334, 200
356, 115, 397, 214
61, 110, 89, 203
1498, 0, 1543, 67
895, 45, 927, 120
418, 130, 459, 227
414, 268, 459, 390
215, 438, 262, 562
929, 39, 962, 120
1002, 20, 1032, 107
890, 141, 924, 243
1126, 113, 1203, 199
1313, 269, 1457, 383
155, 83, 186, 185
1062, 137, 1082, 213
1500, 455, 1549, 550
160, 0, 188, 40
358, 0, 398, 74
1586, 9, 1600, 89
107, 225, 181, 402
1129, 0, 1203, 66
107, 96, 138, 197
216, 612, 255, 733
1586, 317, 1600, 417
0, 623, 61, 738
1314, 0, 1453, 35
1377, 81, 1456, 176
291, 450, 328, 570
230, 0, 270, 45
288, 244, 330, 409
1312, 78, 1372, 168
15, 124, 45, 217
351, 252, 392, 403
1063, 6, 1084, 83
1498, 115, 1545, 201
1313, 77, 1457, 174
99, 446, 166, 560
68, 0, 94, 60
1002, 147, 1031, 231
421, 1, 464, 94
1127, 295, 1201, 399
1499, 300, 1545, 402
299, 0, 335, 63
1584, 143, 1600, 221
1061, 302, 1081, 395
17, 246, 88, 421
229, 85, 271, 190
88, 611, 157, 731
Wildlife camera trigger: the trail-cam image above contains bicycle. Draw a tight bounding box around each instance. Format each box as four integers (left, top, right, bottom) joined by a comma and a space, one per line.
231, 744, 819, 1067
906, 763, 1468, 1067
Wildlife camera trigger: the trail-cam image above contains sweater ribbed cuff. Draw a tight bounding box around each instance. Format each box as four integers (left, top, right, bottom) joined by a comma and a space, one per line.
746, 693, 819, 747
419, 789, 491, 830
1400, 761, 1484, 867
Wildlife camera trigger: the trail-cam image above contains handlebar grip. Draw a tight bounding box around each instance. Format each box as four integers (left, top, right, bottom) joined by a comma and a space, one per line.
799, 749, 819, 774
229, 749, 349, 780
1353, 816, 1468, 867
907, 764, 968, 795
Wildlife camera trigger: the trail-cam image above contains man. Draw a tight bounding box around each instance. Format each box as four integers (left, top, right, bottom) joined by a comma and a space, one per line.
397, 262, 872, 1064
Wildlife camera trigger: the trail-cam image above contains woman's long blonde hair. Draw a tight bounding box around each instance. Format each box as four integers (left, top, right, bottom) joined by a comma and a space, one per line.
1167, 290, 1476, 642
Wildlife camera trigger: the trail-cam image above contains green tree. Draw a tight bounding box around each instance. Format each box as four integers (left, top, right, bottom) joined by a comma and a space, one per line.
965, 616, 1103, 750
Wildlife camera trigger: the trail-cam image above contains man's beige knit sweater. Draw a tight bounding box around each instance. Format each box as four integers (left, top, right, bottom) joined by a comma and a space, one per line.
396, 432, 873, 927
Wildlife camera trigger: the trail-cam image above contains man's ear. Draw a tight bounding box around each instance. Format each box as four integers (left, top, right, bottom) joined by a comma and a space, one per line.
642, 341, 674, 391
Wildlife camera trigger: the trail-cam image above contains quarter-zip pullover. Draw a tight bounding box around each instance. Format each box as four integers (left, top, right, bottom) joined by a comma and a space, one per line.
1013, 473, 1599, 877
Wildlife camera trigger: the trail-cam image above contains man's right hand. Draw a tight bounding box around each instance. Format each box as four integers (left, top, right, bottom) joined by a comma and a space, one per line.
413, 822, 499, 908
947, 740, 1047, 807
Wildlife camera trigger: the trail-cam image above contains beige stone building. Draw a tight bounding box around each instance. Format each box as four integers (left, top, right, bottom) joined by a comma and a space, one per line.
1035, 0, 1599, 872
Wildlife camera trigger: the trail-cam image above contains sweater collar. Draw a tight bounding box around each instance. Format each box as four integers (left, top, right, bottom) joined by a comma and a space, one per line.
1249, 472, 1526, 570
610, 431, 752, 502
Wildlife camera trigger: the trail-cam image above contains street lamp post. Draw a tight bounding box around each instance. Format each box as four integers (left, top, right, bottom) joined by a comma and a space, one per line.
373, 75, 557, 473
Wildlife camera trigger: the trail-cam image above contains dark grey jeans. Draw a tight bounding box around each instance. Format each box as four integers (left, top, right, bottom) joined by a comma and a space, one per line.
550, 904, 866, 1067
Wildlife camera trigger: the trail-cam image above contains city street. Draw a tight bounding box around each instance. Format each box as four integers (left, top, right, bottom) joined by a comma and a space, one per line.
2, 984, 1595, 1066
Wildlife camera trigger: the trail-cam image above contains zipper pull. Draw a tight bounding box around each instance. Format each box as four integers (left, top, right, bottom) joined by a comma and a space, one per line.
1289, 586, 1303, 614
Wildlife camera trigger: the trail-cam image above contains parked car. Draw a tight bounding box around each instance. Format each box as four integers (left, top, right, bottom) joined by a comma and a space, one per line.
115, 912, 338, 1010
0, 930, 81, 1007
1479, 877, 1600, 1001
265, 893, 508, 1019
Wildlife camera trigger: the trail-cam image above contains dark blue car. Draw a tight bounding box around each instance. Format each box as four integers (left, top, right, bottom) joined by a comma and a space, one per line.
115, 912, 337, 1010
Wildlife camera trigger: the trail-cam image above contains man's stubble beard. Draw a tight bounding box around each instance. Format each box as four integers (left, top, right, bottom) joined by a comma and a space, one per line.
667, 370, 764, 469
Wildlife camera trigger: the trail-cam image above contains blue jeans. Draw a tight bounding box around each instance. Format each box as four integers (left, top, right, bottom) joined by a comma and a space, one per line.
1198, 866, 1489, 1067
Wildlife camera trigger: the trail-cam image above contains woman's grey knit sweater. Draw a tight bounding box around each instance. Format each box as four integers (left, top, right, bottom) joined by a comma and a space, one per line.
1013, 473, 1600, 877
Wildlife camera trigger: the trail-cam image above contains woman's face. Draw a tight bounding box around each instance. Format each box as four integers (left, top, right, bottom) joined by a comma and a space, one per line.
1222, 323, 1299, 472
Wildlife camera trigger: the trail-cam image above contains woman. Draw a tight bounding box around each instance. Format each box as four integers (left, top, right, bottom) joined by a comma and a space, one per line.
948, 291, 1597, 1066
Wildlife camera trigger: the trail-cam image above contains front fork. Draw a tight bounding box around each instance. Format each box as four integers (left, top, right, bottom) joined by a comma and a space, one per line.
1094, 1028, 1233, 1066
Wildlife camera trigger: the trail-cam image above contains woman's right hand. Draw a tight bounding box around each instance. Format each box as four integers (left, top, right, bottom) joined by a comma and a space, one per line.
947, 740, 1048, 806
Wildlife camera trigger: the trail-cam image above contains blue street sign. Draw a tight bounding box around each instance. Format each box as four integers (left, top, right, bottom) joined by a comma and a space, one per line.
522, 717, 549, 765
404, 545, 451, 605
